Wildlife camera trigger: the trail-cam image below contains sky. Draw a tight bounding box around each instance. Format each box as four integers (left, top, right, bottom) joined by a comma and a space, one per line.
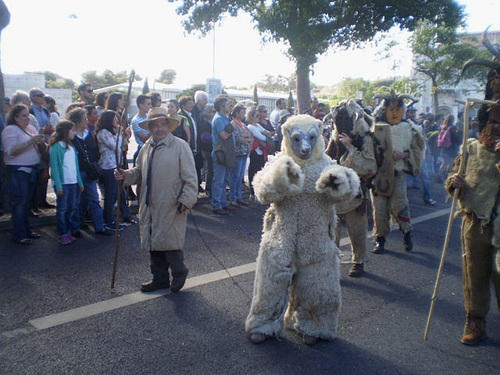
2, 0, 500, 90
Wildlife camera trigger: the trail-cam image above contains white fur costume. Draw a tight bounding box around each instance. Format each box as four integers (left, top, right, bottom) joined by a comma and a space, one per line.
245, 115, 360, 342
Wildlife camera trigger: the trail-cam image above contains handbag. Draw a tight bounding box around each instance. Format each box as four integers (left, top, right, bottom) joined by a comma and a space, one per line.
74, 135, 102, 180
16, 125, 50, 187
85, 161, 102, 181
81, 143, 102, 180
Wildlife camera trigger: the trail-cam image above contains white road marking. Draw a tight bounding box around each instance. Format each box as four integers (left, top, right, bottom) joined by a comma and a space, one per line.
2, 209, 451, 339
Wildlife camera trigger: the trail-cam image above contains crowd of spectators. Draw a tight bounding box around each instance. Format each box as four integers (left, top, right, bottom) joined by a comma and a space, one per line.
1, 84, 465, 244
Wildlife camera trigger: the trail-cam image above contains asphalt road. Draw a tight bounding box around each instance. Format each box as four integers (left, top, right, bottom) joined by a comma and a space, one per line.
0, 182, 499, 375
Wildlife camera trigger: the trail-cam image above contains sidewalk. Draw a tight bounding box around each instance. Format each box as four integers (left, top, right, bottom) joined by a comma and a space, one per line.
0, 188, 142, 232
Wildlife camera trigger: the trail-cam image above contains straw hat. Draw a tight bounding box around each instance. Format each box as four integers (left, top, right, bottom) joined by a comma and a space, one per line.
140, 107, 180, 132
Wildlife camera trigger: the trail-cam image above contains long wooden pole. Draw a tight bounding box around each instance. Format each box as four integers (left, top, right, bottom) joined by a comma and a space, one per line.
423, 100, 471, 340
111, 70, 135, 289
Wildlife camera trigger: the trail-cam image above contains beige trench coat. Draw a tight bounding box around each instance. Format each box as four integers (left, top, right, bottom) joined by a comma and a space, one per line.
123, 133, 198, 251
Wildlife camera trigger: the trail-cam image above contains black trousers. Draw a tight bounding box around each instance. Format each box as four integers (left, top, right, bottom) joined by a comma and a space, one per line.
248, 152, 266, 195
149, 250, 188, 284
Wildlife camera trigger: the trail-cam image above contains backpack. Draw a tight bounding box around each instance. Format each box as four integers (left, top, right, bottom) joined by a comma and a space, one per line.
437, 126, 452, 148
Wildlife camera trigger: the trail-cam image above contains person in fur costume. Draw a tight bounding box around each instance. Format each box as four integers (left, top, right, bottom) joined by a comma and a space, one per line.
446, 28, 500, 344
326, 100, 377, 277
245, 114, 360, 346
370, 91, 425, 254
446, 121, 500, 345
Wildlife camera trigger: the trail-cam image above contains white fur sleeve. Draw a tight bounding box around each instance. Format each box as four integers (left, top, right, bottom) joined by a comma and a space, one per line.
315, 164, 360, 203
253, 155, 304, 204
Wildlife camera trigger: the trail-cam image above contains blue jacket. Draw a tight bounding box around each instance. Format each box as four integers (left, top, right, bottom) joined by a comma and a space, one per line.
49, 142, 83, 191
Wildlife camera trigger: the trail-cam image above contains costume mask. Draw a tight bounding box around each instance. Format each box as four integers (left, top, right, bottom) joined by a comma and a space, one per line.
288, 126, 318, 160
335, 108, 354, 136
385, 104, 404, 125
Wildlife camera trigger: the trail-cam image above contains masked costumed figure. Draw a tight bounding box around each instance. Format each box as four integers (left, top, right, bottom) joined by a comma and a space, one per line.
370, 91, 425, 254
446, 27, 500, 345
245, 115, 360, 345
326, 100, 378, 277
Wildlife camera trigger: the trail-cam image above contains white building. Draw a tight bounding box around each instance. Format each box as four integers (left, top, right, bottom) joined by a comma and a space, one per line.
4, 73, 73, 113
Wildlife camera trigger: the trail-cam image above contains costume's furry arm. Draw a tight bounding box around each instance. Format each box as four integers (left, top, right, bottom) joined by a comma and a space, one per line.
340, 135, 377, 179
404, 124, 426, 176
316, 164, 360, 203
253, 155, 304, 204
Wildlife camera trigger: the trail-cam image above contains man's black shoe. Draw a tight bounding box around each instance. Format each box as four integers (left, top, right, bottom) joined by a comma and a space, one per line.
404, 231, 413, 252
140, 280, 170, 293
170, 270, 189, 293
373, 236, 385, 254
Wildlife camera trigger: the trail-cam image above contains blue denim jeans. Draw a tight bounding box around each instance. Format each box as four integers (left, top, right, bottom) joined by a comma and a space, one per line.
230, 156, 247, 201
74, 171, 105, 231
420, 156, 433, 203
56, 183, 80, 235
212, 160, 230, 210
101, 168, 130, 227
6, 166, 36, 242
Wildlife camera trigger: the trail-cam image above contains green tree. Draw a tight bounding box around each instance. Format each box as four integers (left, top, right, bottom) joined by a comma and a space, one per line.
27, 71, 75, 90
142, 78, 150, 94
168, 0, 464, 113
158, 69, 177, 85
287, 90, 294, 109
410, 21, 488, 114
258, 74, 293, 93
253, 84, 259, 104
178, 83, 205, 99
81, 70, 141, 90
0, 0, 10, 117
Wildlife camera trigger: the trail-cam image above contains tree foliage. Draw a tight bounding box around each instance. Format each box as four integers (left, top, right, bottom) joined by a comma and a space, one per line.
287, 90, 294, 109
158, 69, 177, 84
142, 78, 150, 94
410, 21, 489, 113
329, 77, 419, 107
27, 71, 75, 90
257, 73, 294, 93
178, 83, 206, 99
80, 70, 141, 89
168, 0, 464, 112
253, 83, 258, 104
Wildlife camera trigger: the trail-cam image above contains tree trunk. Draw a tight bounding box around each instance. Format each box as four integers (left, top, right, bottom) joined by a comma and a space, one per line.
296, 58, 311, 114
431, 78, 439, 115
0, 1, 11, 118
432, 90, 440, 116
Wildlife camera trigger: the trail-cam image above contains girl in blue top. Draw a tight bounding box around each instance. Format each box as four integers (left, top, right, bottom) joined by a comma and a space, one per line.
49, 120, 84, 245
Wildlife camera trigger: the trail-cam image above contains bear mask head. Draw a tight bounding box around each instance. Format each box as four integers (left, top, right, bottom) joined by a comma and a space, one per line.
281, 115, 324, 164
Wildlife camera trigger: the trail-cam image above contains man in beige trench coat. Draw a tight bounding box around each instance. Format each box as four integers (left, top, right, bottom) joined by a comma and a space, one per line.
115, 107, 198, 293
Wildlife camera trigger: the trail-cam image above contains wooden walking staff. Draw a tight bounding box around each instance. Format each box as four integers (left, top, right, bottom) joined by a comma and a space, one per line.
423, 98, 499, 340
111, 70, 135, 289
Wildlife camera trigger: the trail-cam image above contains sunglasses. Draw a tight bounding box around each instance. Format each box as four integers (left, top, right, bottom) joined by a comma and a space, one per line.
86, 89, 93, 93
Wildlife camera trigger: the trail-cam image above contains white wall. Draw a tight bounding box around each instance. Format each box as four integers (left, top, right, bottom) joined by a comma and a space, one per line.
4, 73, 73, 114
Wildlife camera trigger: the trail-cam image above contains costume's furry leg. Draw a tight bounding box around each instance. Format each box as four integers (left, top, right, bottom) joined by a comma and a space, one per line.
284, 249, 341, 340
245, 238, 296, 338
